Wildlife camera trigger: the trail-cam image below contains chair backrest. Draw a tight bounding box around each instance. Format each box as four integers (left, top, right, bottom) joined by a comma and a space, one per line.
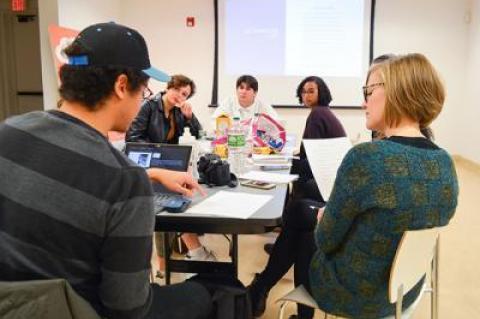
388, 227, 439, 303
0, 279, 101, 319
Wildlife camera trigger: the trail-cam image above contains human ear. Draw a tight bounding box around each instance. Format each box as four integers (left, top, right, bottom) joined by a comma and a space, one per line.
113, 74, 129, 99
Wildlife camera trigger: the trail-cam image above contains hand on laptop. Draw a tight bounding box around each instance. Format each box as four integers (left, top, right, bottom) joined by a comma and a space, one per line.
147, 168, 206, 197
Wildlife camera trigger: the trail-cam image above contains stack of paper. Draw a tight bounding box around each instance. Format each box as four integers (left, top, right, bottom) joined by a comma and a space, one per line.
239, 171, 298, 184
251, 154, 292, 167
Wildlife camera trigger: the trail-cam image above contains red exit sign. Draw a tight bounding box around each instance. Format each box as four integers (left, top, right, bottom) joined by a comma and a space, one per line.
11, 0, 26, 12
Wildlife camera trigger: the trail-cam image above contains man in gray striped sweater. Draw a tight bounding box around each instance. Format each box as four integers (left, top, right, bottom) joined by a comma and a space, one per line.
0, 22, 211, 319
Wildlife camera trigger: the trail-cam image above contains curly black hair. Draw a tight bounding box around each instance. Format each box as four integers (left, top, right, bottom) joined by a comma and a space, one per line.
58, 42, 148, 110
295, 76, 332, 106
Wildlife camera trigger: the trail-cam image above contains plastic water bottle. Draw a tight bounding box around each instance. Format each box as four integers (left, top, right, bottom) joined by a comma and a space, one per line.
179, 127, 199, 178
228, 117, 246, 175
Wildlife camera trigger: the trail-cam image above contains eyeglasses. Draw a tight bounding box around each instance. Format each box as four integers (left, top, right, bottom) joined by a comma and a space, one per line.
362, 82, 384, 102
143, 87, 154, 99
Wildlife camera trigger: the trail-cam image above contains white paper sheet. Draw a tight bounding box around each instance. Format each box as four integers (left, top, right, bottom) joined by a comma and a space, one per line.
239, 171, 299, 184
187, 191, 273, 219
302, 137, 352, 201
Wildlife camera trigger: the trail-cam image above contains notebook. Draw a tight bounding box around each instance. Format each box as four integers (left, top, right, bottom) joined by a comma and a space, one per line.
125, 142, 193, 213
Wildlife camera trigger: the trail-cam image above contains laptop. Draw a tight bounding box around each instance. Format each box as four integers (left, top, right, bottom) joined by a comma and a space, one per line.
125, 142, 193, 213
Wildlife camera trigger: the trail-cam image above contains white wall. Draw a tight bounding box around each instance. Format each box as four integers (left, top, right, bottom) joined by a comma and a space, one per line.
374, 0, 470, 155
38, 0, 477, 160
38, 0, 59, 110
118, 0, 473, 152
118, 0, 370, 145
463, 0, 480, 163
57, 0, 121, 31
121, 0, 214, 129
39, 0, 122, 110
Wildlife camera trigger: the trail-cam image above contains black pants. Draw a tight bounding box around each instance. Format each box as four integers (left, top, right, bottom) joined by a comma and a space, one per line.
145, 282, 212, 319
256, 198, 324, 319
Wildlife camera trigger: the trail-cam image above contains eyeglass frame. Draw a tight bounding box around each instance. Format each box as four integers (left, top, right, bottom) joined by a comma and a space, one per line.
143, 86, 154, 100
362, 82, 384, 102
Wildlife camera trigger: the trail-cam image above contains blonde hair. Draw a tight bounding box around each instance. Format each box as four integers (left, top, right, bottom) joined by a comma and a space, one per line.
368, 53, 445, 129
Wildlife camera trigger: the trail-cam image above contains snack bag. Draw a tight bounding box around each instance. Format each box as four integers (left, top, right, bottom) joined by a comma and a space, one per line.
251, 114, 286, 153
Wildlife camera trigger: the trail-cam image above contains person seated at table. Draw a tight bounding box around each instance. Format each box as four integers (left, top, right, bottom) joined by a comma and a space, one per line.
290, 76, 347, 202
127, 74, 202, 143
248, 53, 459, 318
263, 76, 346, 255
0, 22, 212, 319
212, 74, 278, 121
369, 54, 435, 143
126, 74, 215, 278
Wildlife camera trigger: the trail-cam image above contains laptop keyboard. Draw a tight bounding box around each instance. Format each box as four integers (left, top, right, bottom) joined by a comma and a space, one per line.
153, 193, 191, 214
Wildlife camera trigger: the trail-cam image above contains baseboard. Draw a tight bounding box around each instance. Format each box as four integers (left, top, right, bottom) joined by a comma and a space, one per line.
452, 155, 480, 174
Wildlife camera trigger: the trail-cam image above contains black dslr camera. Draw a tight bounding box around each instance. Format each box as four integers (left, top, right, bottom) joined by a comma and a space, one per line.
197, 154, 237, 188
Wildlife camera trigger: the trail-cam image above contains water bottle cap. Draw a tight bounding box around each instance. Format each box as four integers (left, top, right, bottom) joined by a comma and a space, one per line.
183, 127, 192, 137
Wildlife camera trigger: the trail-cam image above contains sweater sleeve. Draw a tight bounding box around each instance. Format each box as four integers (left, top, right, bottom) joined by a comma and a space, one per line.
99, 168, 155, 319
314, 146, 367, 254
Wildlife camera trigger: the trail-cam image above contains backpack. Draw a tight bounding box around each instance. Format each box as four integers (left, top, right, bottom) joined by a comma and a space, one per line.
188, 274, 252, 319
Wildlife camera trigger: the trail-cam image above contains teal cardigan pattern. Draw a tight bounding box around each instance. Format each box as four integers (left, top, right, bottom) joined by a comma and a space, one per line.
309, 140, 458, 318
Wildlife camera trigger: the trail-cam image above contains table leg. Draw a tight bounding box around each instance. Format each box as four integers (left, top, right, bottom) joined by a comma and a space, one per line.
164, 232, 171, 285
232, 234, 238, 278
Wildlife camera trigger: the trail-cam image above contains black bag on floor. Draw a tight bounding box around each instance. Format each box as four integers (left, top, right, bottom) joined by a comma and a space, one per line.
188, 274, 252, 319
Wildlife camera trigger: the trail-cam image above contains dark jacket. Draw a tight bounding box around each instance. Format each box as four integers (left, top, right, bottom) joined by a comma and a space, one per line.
126, 93, 202, 144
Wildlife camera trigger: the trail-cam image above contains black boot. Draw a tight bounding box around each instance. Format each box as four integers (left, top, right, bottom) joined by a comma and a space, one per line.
247, 273, 269, 317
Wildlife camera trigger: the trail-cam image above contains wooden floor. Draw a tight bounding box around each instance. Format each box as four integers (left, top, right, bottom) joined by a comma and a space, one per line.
155, 159, 480, 318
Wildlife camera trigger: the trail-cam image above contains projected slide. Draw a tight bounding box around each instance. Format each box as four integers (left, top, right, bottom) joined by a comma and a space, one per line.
225, 0, 364, 77
220, 0, 371, 106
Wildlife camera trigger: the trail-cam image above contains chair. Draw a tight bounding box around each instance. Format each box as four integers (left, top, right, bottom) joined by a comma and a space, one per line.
0, 278, 101, 319
277, 227, 440, 319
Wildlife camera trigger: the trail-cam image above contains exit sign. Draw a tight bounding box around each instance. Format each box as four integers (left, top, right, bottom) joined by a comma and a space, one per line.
11, 0, 26, 12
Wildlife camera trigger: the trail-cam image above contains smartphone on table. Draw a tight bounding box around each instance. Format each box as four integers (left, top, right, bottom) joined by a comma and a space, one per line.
240, 179, 276, 190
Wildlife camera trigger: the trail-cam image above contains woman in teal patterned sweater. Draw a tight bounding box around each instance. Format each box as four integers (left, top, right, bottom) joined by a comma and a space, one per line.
249, 53, 458, 318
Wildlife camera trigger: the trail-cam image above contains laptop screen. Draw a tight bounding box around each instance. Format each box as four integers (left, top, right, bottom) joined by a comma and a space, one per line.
125, 143, 192, 172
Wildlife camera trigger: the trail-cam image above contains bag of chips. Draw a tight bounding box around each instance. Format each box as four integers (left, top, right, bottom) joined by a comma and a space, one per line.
251, 113, 286, 153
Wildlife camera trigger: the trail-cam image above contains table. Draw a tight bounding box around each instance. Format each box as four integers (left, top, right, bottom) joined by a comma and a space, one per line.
155, 182, 288, 284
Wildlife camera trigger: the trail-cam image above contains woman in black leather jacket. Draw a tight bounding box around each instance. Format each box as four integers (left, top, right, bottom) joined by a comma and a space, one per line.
126, 75, 215, 279
126, 74, 202, 144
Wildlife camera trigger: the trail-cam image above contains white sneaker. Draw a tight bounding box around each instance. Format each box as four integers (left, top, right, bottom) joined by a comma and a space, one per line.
183, 247, 217, 279
185, 246, 217, 261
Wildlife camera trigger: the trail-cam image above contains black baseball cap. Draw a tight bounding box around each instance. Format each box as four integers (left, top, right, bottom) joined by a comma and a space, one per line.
66, 22, 170, 82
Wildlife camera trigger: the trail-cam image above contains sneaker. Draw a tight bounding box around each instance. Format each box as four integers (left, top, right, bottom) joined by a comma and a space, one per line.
183, 247, 217, 279
247, 273, 269, 317
185, 246, 217, 261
